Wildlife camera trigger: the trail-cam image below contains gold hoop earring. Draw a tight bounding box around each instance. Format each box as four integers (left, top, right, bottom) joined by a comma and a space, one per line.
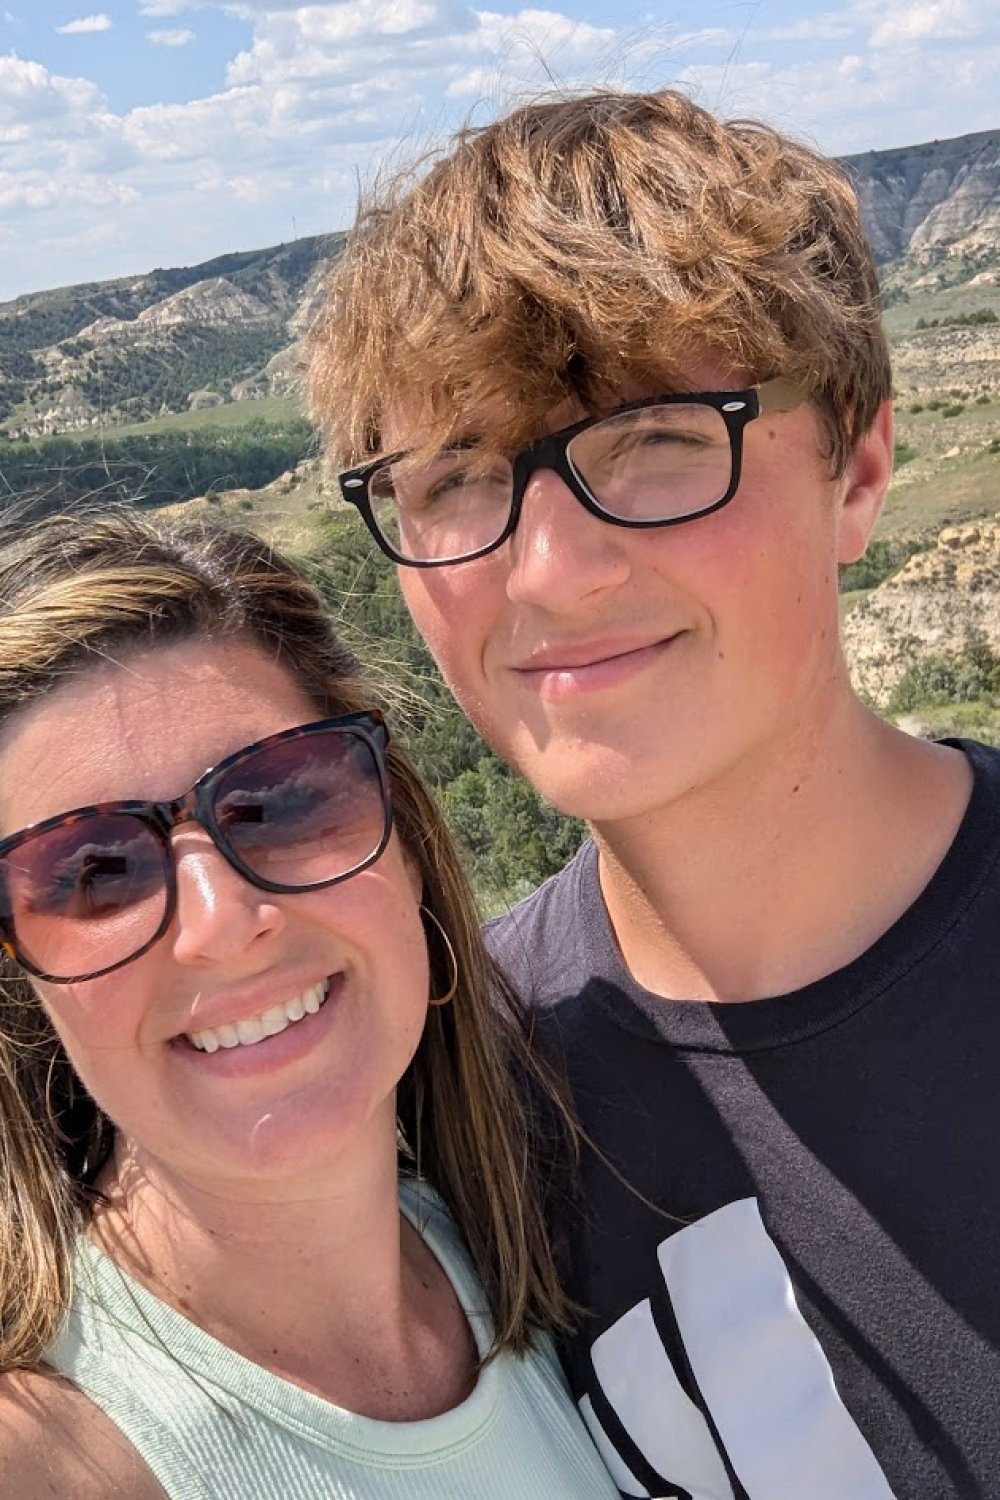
419, 904, 459, 1008
43, 1048, 61, 1136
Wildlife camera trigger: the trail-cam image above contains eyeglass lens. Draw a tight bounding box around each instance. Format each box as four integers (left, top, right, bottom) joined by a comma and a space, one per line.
3, 813, 170, 980
367, 401, 734, 562
0, 727, 387, 981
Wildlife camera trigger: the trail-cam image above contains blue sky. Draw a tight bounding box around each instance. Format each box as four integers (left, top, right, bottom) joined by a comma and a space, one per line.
1, 0, 998, 301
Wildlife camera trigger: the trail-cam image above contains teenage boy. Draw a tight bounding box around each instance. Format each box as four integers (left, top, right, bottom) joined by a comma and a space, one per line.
309, 90, 1000, 1499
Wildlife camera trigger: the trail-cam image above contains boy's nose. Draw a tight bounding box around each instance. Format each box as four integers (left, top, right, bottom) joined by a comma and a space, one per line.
504, 468, 632, 608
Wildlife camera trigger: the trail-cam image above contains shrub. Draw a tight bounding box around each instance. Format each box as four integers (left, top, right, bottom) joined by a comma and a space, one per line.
839, 537, 926, 593
914, 310, 997, 331
942, 404, 965, 418
887, 640, 1000, 715
0, 417, 313, 513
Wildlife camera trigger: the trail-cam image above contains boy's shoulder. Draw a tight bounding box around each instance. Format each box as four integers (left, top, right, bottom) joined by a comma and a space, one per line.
952, 736, 1000, 779
485, 838, 600, 1006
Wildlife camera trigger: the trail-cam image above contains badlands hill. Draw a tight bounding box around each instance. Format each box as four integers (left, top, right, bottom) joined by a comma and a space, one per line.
844, 128, 1000, 264
0, 235, 339, 437
844, 522, 1000, 704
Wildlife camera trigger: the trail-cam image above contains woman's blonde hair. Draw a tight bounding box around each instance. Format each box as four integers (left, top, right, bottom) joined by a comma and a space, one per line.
309, 87, 891, 476
0, 510, 575, 1372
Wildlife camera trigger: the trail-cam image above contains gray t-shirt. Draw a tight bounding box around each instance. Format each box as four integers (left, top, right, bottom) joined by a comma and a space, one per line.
488, 738, 1000, 1500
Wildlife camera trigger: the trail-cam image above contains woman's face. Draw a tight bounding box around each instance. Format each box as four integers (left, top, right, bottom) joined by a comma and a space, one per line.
0, 637, 429, 1197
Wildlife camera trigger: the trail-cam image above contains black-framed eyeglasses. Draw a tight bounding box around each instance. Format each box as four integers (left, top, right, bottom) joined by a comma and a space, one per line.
0, 712, 392, 984
338, 377, 808, 568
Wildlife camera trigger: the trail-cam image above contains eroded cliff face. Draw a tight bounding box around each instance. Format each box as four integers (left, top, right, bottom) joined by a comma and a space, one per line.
891, 323, 1000, 395
0, 234, 340, 435
843, 522, 1000, 705
845, 130, 1000, 264
47, 279, 279, 363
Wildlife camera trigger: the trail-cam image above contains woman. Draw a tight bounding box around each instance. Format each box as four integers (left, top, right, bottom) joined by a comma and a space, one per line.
0, 511, 619, 1500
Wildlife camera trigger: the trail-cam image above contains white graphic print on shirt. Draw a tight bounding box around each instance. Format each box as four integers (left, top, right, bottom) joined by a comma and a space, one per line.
578, 1199, 896, 1500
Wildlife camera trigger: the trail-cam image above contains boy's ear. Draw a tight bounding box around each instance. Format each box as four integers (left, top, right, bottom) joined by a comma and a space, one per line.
836, 399, 894, 566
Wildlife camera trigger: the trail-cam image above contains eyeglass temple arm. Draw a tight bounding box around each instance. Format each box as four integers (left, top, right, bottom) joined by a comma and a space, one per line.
757, 376, 811, 414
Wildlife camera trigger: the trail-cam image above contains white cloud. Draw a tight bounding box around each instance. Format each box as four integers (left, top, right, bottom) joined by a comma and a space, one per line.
3, 0, 1000, 300
0, 171, 138, 211
676, 31, 1000, 153
0, 54, 108, 126
765, 12, 855, 41
138, 0, 308, 11
55, 13, 112, 34
0, 0, 630, 298
139, 0, 196, 13
148, 27, 196, 46
850, 0, 987, 44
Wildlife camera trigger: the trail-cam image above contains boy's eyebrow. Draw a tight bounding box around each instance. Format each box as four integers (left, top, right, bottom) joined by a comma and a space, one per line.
415, 429, 500, 457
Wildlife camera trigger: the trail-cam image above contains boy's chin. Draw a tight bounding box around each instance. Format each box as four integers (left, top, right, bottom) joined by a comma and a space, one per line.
507, 745, 674, 827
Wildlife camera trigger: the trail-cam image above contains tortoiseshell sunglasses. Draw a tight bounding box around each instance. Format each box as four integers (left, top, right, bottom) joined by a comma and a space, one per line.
0, 713, 391, 984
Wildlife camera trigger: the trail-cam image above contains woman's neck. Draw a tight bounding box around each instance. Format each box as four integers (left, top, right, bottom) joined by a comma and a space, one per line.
90, 1131, 477, 1420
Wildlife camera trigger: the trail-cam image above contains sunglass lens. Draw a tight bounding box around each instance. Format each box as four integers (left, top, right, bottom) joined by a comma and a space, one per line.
212, 729, 388, 889
1, 813, 169, 981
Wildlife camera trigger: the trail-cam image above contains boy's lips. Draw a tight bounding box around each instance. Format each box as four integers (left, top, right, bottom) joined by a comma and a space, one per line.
510, 633, 684, 697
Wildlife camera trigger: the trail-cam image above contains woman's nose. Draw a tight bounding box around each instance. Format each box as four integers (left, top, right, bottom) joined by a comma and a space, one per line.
169, 827, 286, 967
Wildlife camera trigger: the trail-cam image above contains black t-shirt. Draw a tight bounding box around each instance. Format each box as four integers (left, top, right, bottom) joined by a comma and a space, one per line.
487, 740, 1000, 1500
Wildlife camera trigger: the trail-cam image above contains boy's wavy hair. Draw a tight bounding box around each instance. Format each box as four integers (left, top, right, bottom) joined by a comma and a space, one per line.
309, 87, 891, 476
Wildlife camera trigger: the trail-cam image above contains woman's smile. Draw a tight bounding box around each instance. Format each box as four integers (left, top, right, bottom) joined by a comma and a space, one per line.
175, 974, 340, 1079
184, 976, 331, 1053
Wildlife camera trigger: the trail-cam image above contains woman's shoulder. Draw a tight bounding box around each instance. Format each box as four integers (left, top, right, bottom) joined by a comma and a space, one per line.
0, 1365, 167, 1500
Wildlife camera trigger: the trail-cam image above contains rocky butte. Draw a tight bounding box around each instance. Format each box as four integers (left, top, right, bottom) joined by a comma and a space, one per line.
843, 522, 1000, 707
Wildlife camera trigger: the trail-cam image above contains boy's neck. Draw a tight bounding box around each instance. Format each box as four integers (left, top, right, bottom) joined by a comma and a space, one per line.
593, 700, 973, 1004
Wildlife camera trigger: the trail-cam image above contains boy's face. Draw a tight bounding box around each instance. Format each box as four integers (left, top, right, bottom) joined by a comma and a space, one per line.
389, 361, 890, 826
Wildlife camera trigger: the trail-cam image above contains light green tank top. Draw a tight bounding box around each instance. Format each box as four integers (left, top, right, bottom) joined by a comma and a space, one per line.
46, 1178, 620, 1500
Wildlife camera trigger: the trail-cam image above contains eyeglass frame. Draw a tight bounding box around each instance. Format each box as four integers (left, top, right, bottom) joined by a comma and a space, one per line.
0, 711, 393, 984
337, 377, 809, 568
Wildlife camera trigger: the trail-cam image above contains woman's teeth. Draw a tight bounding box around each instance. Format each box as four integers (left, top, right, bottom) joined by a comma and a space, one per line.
186, 981, 328, 1054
